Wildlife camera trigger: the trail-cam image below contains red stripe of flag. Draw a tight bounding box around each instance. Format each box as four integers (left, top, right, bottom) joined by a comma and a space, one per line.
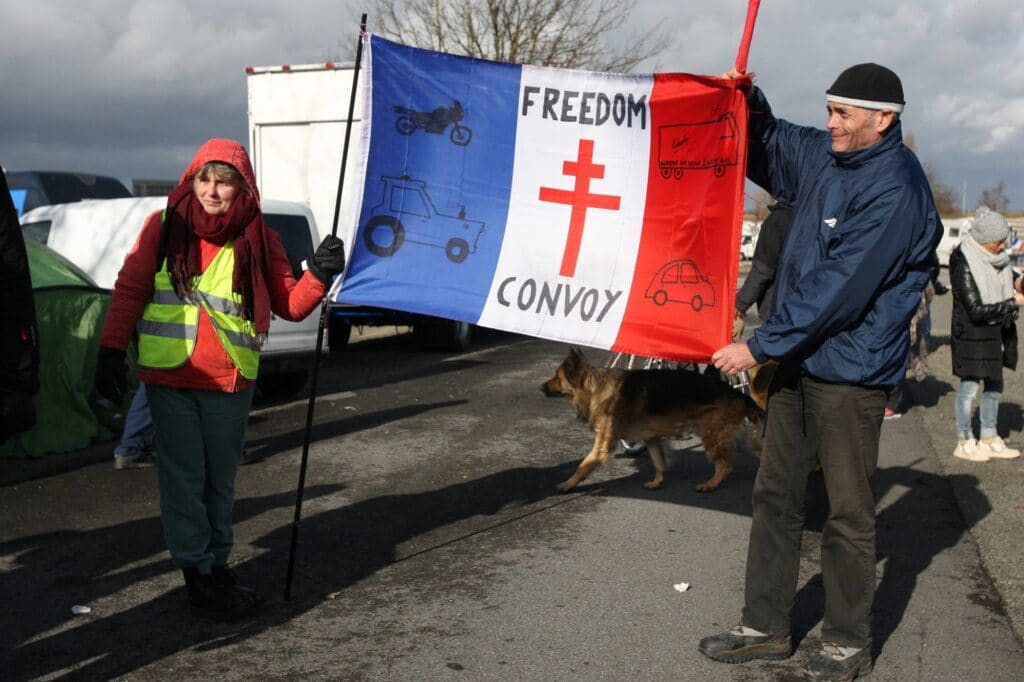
612, 73, 748, 362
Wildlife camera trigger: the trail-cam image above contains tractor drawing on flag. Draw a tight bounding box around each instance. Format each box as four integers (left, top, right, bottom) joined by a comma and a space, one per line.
645, 259, 716, 312
656, 112, 739, 180
362, 175, 485, 264
393, 99, 473, 146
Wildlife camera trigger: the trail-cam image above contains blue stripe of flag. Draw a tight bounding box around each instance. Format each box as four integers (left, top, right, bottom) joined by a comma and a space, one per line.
339, 37, 521, 322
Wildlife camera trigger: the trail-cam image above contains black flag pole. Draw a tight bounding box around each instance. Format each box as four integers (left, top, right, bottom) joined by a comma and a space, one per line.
284, 13, 368, 601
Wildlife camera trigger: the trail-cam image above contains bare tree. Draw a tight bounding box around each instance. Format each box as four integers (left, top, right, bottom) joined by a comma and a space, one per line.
904, 133, 959, 216
977, 181, 1011, 214
923, 162, 959, 216
364, 0, 670, 72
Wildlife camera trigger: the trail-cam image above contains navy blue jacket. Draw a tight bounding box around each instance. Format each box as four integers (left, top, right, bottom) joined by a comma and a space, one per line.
743, 87, 942, 388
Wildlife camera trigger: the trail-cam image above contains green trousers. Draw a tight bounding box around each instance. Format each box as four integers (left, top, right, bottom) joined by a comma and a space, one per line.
147, 384, 254, 572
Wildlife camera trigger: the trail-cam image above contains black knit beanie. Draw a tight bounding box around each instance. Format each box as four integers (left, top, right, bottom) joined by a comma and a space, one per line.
826, 63, 905, 112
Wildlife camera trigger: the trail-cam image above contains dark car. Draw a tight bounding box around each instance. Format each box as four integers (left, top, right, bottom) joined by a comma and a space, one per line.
5, 170, 132, 217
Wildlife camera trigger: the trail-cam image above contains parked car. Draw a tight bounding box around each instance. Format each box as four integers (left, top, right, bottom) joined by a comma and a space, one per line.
5, 170, 131, 217
740, 233, 756, 260
19, 196, 323, 398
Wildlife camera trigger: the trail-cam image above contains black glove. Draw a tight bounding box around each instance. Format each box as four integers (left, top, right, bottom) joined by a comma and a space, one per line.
308, 236, 346, 284
93, 347, 128, 404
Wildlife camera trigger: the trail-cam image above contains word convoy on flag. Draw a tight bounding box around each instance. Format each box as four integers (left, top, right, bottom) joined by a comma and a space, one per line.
332, 35, 749, 362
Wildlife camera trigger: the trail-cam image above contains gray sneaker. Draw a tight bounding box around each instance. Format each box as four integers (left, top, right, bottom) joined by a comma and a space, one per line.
114, 450, 156, 470
699, 623, 792, 663
802, 642, 873, 681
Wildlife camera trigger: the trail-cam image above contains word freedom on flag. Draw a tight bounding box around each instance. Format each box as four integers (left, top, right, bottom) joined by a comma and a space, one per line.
332, 35, 748, 361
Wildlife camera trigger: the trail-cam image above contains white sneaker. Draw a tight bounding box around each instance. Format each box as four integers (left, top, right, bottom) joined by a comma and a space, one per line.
953, 439, 989, 462
978, 436, 1021, 459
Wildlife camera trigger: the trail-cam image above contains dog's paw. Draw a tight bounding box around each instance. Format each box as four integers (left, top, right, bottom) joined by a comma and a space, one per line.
555, 480, 577, 492
643, 480, 663, 490
693, 482, 719, 493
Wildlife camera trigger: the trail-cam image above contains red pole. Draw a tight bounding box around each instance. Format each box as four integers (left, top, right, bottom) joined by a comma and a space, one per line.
734, 0, 761, 74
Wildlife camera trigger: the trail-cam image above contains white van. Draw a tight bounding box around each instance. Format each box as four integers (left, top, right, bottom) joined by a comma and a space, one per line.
936, 217, 969, 267
20, 197, 323, 397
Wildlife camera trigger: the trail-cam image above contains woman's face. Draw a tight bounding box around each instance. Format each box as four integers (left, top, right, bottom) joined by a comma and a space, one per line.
192, 174, 242, 215
981, 239, 1006, 255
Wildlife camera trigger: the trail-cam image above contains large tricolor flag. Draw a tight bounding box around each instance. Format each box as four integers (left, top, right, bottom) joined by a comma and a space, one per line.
332, 35, 749, 361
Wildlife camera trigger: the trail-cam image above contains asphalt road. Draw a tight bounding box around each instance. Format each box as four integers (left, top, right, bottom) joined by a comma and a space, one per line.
2, 284, 1024, 680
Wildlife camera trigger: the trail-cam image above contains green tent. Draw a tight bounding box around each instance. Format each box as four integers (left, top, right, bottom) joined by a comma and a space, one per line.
0, 241, 135, 458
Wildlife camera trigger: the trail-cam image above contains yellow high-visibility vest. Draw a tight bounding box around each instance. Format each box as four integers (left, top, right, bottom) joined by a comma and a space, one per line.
137, 240, 260, 379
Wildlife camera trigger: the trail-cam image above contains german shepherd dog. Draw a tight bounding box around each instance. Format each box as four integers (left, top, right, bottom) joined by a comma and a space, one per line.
541, 348, 773, 492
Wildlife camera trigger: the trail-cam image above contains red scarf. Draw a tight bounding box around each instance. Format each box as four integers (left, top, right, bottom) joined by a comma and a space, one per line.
159, 183, 271, 341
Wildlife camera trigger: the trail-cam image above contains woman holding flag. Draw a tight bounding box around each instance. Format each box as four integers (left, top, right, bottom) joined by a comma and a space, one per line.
92, 139, 345, 621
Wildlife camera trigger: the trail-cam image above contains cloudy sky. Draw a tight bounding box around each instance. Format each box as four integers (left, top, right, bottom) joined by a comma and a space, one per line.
2, 0, 1022, 210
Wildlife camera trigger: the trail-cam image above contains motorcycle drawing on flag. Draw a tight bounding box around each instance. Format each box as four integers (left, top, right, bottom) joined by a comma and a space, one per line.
362, 175, 486, 264
393, 99, 473, 146
645, 259, 716, 312
656, 112, 738, 180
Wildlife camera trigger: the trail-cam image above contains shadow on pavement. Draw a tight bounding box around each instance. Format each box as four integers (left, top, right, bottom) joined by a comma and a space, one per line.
1, 387, 996, 679
2, 462, 579, 680
243, 399, 469, 465
2, 484, 341, 680
789, 463, 991, 659
597, 450, 992, 663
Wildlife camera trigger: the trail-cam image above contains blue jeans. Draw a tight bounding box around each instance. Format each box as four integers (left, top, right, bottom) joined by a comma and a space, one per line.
955, 378, 1002, 440
114, 382, 155, 456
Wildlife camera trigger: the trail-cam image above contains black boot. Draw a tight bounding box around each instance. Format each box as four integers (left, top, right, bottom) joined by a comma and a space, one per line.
181, 567, 259, 621
211, 564, 262, 604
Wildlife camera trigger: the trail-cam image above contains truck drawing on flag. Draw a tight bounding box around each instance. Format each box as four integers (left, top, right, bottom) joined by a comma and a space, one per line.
657, 112, 739, 180
362, 175, 486, 263
645, 259, 717, 311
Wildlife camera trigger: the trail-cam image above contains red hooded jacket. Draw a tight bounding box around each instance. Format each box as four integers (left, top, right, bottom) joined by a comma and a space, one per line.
99, 139, 325, 392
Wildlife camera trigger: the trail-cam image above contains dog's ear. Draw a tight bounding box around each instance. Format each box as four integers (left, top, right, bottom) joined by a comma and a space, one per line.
565, 347, 587, 381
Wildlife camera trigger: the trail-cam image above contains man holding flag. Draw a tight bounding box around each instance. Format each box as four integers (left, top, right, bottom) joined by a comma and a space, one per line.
702, 63, 942, 680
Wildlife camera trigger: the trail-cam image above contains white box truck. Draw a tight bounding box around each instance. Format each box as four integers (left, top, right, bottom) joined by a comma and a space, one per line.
246, 62, 473, 351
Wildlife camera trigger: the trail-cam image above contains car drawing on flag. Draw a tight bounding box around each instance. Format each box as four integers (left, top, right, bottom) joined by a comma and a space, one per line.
645, 259, 716, 311
656, 112, 739, 180
362, 175, 486, 263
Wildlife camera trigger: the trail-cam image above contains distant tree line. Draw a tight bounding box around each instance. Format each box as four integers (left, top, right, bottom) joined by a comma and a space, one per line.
905, 132, 1013, 216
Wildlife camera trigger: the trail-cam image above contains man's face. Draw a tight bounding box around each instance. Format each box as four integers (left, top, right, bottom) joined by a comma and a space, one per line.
826, 102, 891, 153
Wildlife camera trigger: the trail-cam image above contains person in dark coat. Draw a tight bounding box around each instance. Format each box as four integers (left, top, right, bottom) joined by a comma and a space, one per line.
733, 201, 793, 341
0, 168, 40, 444
949, 206, 1023, 462
706, 63, 942, 681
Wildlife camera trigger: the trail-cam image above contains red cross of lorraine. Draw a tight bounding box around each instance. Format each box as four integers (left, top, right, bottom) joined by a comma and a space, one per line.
538, 139, 622, 278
